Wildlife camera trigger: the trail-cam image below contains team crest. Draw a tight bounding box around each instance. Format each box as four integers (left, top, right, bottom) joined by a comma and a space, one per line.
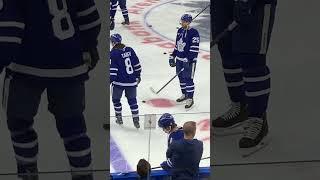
177, 38, 186, 52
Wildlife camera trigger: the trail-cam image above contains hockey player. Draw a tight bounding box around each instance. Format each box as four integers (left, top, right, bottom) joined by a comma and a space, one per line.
110, 33, 141, 129
0, 0, 101, 180
169, 14, 200, 110
212, 0, 277, 150
110, 0, 130, 30
158, 113, 184, 146
161, 121, 203, 179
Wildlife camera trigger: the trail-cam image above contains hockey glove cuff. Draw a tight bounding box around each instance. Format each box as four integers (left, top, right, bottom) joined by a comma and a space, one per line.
160, 161, 171, 171
169, 55, 176, 67
83, 47, 100, 71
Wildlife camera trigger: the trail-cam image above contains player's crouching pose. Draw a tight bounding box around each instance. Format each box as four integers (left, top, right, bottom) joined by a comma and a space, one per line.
212, 0, 277, 152
169, 14, 200, 110
110, 33, 141, 129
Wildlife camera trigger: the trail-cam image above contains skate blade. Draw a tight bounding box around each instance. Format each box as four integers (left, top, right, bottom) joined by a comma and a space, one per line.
185, 105, 195, 111
240, 135, 271, 158
213, 123, 245, 137
213, 127, 244, 137
175, 100, 186, 105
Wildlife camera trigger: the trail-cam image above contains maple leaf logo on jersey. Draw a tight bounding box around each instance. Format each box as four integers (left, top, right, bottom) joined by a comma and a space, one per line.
177, 38, 186, 52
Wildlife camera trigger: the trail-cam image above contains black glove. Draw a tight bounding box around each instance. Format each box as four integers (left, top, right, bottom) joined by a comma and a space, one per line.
169, 55, 176, 67
83, 47, 100, 71
234, 0, 256, 25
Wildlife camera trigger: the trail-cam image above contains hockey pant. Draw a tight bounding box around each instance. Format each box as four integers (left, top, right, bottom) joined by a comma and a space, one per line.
110, 0, 128, 20
111, 85, 138, 118
213, 0, 276, 118
2, 73, 92, 178
176, 60, 196, 99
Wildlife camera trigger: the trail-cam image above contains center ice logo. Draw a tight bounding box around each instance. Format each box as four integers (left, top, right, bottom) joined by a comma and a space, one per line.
177, 38, 186, 52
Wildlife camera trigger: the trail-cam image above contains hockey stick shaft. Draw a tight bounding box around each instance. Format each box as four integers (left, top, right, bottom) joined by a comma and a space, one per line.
211, 21, 238, 47
192, 4, 210, 22
154, 68, 184, 94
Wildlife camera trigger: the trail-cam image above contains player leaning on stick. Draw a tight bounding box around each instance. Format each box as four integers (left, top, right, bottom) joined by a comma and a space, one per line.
169, 14, 200, 110
212, 0, 277, 149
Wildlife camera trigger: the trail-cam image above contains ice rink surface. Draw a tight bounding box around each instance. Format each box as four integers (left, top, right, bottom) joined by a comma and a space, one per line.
109, 0, 211, 174
212, 0, 320, 179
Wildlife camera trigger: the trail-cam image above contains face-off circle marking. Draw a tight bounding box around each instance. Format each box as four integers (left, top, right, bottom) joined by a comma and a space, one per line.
145, 98, 176, 108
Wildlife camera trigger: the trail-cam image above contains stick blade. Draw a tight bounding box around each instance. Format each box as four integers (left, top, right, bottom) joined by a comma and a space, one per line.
150, 87, 157, 94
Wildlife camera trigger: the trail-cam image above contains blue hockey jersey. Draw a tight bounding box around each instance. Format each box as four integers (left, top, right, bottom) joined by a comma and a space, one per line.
171, 27, 200, 63
162, 139, 203, 180
110, 46, 142, 87
168, 127, 184, 147
0, 0, 101, 80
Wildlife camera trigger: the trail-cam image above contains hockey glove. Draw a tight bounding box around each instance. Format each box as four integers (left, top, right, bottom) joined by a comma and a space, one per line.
234, 0, 256, 25
160, 161, 171, 171
169, 55, 176, 67
83, 47, 100, 71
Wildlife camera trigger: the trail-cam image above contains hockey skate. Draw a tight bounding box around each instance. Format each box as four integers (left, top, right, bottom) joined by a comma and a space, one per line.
115, 115, 123, 125
18, 164, 38, 180
239, 114, 271, 158
185, 98, 194, 110
110, 19, 115, 30
133, 117, 140, 129
176, 94, 187, 103
121, 18, 130, 25
212, 102, 247, 137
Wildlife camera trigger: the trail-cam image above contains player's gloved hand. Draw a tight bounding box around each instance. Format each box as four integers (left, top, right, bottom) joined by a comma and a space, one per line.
83, 47, 100, 71
234, 0, 256, 25
160, 161, 170, 171
169, 55, 176, 67
136, 77, 141, 85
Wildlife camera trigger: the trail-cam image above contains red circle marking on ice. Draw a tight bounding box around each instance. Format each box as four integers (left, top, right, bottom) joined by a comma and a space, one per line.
146, 98, 176, 108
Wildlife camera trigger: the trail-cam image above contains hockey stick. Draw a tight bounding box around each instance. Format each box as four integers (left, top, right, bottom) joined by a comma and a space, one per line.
175, 3, 210, 29
210, 21, 238, 48
150, 68, 184, 94
192, 4, 210, 22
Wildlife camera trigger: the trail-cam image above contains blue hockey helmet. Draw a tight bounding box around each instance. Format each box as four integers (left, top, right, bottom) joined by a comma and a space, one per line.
158, 113, 175, 128
110, 33, 122, 44
181, 14, 192, 23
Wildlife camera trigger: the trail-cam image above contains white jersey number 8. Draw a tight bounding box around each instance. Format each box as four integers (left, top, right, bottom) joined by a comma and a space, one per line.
48, 0, 75, 40
125, 58, 134, 74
